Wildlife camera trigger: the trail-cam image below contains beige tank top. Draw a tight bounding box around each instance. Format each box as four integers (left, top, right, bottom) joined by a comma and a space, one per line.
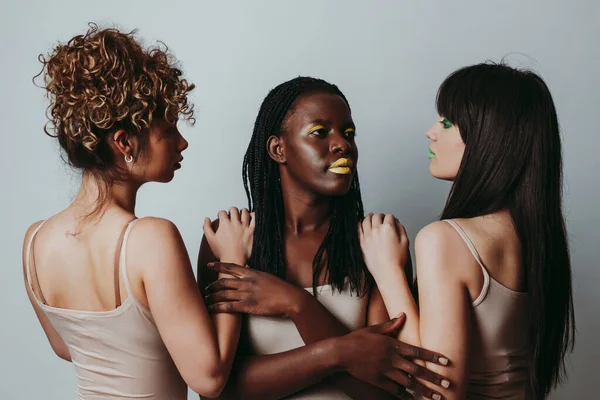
444, 220, 530, 399
26, 219, 187, 400
245, 277, 368, 399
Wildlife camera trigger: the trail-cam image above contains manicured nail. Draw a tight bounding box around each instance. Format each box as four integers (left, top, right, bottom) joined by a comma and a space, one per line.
432, 393, 442, 400
207, 262, 215, 267
441, 379, 450, 388
438, 356, 449, 366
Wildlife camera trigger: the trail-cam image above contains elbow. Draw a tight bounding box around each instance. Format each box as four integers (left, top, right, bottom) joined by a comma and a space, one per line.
53, 348, 71, 362
188, 369, 229, 399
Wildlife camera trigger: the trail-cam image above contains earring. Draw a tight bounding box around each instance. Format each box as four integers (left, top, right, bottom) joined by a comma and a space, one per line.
125, 155, 133, 163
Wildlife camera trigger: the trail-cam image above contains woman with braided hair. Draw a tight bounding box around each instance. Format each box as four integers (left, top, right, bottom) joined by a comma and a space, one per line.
199, 77, 450, 399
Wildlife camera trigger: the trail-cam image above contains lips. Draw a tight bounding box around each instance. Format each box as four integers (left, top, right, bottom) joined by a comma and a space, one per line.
328, 157, 354, 175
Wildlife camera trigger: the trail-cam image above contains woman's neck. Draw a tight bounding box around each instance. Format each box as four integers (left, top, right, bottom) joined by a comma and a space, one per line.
281, 186, 332, 235
73, 172, 140, 215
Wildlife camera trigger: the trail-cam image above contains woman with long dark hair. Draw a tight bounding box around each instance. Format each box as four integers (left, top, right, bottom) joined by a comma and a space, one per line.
359, 63, 576, 399
199, 77, 450, 399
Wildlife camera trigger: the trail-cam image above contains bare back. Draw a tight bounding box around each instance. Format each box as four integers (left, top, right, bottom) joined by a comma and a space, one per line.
453, 210, 525, 301
27, 207, 145, 312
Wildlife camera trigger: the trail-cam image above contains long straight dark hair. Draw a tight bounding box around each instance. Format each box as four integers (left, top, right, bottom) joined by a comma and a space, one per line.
242, 77, 371, 295
436, 63, 575, 398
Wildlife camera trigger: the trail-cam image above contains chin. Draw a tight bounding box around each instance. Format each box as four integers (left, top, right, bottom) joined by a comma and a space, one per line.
429, 165, 456, 181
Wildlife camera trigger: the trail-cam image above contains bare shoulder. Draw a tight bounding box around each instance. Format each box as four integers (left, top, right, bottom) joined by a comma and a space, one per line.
22, 220, 45, 257
131, 217, 183, 244
414, 221, 474, 282
415, 221, 460, 252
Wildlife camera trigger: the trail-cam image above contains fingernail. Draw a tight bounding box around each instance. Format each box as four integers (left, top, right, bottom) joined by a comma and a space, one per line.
432, 393, 442, 400
438, 356, 449, 366
441, 379, 450, 388
207, 262, 215, 267
395, 312, 405, 319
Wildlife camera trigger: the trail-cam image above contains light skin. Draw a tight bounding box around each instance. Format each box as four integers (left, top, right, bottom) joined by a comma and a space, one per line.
198, 93, 450, 400
23, 119, 247, 398
359, 117, 525, 400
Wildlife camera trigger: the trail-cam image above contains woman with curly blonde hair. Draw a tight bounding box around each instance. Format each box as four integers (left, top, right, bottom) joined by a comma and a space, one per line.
23, 24, 251, 399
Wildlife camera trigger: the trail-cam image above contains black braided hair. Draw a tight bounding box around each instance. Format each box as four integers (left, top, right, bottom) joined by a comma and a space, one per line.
243, 76, 372, 296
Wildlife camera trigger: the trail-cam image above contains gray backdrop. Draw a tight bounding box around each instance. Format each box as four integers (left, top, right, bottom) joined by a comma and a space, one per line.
1, 1, 597, 398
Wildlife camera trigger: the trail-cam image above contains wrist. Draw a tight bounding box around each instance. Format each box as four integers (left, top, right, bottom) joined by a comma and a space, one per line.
286, 288, 312, 319
219, 255, 247, 266
319, 337, 347, 374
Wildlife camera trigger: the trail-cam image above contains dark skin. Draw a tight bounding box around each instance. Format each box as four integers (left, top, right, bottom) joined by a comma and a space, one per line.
197, 93, 449, 400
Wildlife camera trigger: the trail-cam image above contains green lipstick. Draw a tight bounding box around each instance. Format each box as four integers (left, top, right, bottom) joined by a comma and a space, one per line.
428, 148, 436, 159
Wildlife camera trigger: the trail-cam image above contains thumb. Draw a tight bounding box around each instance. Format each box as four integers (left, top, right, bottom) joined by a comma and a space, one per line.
370, 313, 406, 336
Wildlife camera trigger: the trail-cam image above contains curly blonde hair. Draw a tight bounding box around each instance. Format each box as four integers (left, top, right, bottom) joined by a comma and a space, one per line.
38, 23, 195, 171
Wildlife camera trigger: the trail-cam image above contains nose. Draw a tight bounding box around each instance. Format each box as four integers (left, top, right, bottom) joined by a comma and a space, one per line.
425, 123, 438, 141
330, 131, 351, 154
178, 131, 189, 152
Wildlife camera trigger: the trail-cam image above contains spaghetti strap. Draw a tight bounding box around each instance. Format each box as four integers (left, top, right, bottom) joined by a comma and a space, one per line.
113, 219, 137, 308
25, 220, 48, 305
443, 219, 490, 306
119, 219, 140, 300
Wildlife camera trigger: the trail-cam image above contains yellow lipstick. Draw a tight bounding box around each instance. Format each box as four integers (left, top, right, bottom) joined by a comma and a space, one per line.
328, 158, 353, 175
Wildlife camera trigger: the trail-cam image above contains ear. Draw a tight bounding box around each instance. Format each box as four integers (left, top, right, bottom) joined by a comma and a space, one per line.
111, 129, 137, 160
266, 135, 286, 164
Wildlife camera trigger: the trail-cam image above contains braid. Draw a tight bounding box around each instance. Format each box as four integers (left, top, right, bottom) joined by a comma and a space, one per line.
242, 77, 372, 296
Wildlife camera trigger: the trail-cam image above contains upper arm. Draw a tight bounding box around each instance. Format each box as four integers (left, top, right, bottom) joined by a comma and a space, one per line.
131, 218, 222, 395
414, 223, 472, 399
22, 221, 71, 362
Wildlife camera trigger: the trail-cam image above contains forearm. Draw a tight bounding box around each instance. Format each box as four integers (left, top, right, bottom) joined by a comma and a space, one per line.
289, 291, 398, 400
374, 267, 421, 346
217, 338, 342, 400
212, 257, 245, 372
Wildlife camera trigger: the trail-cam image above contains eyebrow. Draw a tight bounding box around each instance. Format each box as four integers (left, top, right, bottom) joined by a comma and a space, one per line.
308, 118, 355, 128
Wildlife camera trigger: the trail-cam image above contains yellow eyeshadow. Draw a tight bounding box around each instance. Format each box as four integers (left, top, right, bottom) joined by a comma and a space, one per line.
344, 128, 355, 133
308, 125, 326, 133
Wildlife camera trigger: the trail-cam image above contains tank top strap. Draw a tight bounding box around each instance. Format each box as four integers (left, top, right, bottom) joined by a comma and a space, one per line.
25, 220, 48, 305
443, 219, 490, 306
118, 219, 141, 301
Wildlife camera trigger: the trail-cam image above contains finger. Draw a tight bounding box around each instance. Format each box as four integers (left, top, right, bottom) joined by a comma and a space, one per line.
206, 262, 251, 278
371, 377, 407, 398
412, 380, 444, 400
384, 369, 417, 392
240, 208, 250, 225
229, 206, 241, 222
384, 213, 396, 226
393, 356, 451, 390
249, 212, 256, 229
372, 213, 384, 228
205, 277, 248, 294
357, 221, 364, 242
369, 313, 406, 335
394, 342, 450, 366
363, 213, 373, 232
217, 209, 230, 221
203, 217, 216, 242
396, 221, 409, 244
207, 301, 247, 314
205, 290, 250, 305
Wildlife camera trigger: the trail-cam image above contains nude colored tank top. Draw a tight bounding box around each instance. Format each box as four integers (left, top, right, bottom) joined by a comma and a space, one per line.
26, 219, 187, 400
444, 220, 530, 399
245, 278, 368, 399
